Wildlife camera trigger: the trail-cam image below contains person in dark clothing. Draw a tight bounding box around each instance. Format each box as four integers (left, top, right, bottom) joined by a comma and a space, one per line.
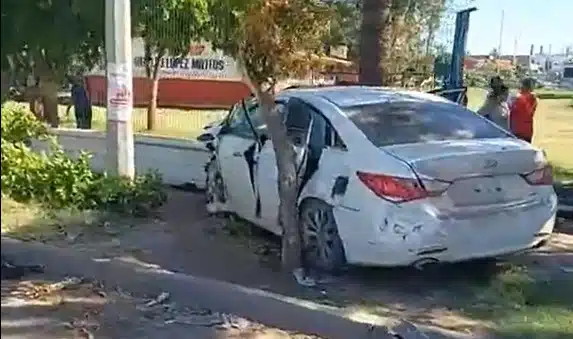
70, 76, 93, 129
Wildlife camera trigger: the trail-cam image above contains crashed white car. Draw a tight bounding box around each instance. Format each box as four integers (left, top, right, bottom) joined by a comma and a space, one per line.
197, 86, 557, 272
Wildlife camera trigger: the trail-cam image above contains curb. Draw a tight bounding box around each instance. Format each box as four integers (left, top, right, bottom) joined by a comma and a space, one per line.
1, 237, 398, 339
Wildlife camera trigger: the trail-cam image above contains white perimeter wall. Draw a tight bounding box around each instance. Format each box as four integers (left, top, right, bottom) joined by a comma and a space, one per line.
32, 129, 210, 189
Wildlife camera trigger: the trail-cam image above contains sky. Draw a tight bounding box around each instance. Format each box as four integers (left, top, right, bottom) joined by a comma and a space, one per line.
465, 0, 572, 55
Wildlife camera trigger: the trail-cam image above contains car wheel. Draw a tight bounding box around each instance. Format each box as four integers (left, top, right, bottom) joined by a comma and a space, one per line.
300, 198, 346, 274
205, 158, 227, 214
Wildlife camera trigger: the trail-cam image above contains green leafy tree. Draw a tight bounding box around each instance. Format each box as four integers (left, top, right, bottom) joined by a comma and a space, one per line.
132, 0, 209, 130
209, 0, 332, 274
0, 0, 104, 126
358, 0, 448, 86
323, 0, 361, 59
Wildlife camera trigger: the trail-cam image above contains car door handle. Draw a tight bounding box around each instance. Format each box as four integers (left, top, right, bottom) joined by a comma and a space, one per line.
232, 152, 243, 157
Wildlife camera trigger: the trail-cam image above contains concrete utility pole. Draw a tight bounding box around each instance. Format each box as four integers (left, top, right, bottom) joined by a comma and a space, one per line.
497, 9, 504, 56
105, 0, 135, 178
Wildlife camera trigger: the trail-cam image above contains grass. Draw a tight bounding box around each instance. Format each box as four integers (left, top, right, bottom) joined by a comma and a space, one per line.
58, 104, 227, 139
462, 267, 573, 339
0, 196, 134, 244
5, 101, 227, 140
52, 105, 227, 139
1, 196, 98, 242
467, 87, 573, 180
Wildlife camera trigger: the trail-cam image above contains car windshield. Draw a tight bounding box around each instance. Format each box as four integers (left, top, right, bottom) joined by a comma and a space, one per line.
344, 100, 511, 147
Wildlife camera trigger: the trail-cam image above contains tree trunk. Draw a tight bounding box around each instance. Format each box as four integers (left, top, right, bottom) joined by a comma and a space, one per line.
1, 71, 9, 104
378, 0, 393, 86
256, 88, 303, 271
39, 79, 59, 128
146, 51, 163, 131
147, 77, 159, 130
359, 0, 392, 86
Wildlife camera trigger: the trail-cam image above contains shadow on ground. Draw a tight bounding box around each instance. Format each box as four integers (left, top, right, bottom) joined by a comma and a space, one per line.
1, 274, 328, 339
1, 275, 189, 339
3, 189, 573, 339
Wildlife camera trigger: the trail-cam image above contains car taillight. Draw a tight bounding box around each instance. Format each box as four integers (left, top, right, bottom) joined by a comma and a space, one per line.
522, 165, 553, 185
356, 171, 447, 203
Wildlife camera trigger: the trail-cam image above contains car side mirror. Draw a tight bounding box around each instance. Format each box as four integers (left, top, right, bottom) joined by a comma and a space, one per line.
197, 133, 215, 142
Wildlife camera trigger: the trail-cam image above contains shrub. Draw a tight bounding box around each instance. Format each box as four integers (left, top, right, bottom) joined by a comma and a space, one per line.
1, 103, 166, 216
0, 102, 48, 143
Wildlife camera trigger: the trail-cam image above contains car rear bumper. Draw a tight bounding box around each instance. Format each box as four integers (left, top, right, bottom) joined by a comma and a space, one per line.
334, 194, 558, 267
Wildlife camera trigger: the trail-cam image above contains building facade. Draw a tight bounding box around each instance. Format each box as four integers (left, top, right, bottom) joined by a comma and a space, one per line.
86, 39, 251, 109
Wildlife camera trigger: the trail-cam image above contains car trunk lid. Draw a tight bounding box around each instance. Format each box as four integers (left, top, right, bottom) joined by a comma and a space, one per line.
383, 139, 546, 207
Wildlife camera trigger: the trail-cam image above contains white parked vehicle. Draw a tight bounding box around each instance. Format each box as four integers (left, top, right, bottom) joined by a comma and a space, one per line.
197, 86, 557, 273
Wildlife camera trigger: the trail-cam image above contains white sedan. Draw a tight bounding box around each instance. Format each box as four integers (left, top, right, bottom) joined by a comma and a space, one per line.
197, 86, 557, 273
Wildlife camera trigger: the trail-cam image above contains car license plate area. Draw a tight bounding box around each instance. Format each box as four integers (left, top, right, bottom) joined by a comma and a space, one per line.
448, 177, 509, 207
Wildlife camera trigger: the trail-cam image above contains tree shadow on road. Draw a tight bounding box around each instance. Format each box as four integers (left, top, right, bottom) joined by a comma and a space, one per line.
3, 191, 572, 339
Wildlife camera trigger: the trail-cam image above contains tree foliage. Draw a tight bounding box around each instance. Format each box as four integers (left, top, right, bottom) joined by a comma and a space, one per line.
323, 0, 361, 58
210, 0, 331, 87
1, 0, 105, 126
132, 0, 209, 130
357, 0, 448, 85
382, 0, 447, 85
1, 0, 104, 81
208, 0, 332, 272
133, 0, 209, 60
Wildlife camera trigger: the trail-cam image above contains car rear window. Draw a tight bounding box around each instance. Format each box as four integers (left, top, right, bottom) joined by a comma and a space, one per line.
344, 101, 511, 146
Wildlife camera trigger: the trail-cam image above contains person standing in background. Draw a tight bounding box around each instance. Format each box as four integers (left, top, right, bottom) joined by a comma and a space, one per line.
477, 76, 510, 130
70, 75, 93, 129
510, 78, 537, 143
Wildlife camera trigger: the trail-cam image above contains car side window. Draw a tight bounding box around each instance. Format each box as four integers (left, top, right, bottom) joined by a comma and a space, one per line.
225, 100, 289, 139
225, 97, 346, 150
285, 99, 313, 146
293, 100, 347, 150
226, 100, 263, 139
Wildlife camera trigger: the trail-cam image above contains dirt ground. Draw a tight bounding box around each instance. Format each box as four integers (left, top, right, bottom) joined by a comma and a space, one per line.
1, 274, 323, 339
3, 189, 573, 338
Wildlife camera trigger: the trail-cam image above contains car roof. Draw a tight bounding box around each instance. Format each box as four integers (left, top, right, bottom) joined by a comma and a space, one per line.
282, 85, 453, 109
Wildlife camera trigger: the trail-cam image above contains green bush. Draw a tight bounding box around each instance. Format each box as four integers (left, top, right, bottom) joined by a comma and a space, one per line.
0, 102, 48, 143
1, 104, 166, 216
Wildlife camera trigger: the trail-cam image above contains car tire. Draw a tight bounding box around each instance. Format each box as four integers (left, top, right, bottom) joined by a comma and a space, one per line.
205, 158, 227, 215
299, 198, 346, 274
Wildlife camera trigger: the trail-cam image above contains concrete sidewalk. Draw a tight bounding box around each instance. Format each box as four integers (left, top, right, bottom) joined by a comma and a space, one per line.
2, 237, 405, 339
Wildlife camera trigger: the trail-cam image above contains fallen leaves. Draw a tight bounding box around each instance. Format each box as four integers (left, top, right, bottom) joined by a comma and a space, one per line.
3, 277, 107, 338
8, 276, 83, 301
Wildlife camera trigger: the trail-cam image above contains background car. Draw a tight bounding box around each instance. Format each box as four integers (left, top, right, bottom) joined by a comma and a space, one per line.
197, 86, 558, 273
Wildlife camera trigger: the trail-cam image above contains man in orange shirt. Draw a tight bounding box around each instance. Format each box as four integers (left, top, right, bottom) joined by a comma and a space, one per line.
510, 78, 537, 143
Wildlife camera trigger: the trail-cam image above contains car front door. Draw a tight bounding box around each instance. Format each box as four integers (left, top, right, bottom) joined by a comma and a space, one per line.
255, 99, 316, 234
217, 100, 264, 221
